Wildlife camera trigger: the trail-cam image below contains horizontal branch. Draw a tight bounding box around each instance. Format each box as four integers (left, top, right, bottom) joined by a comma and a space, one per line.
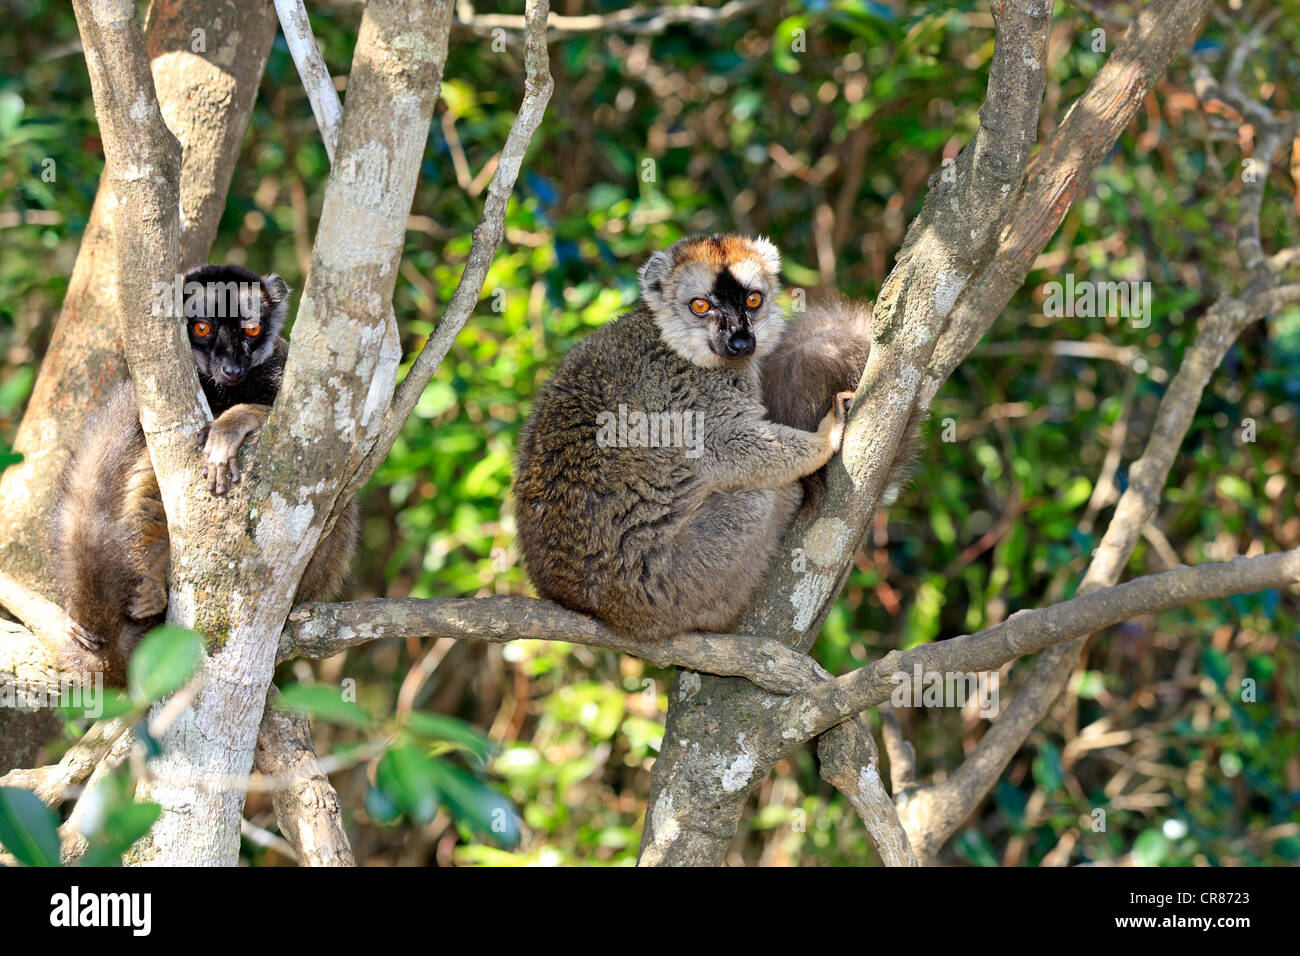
280, 595, 828, 696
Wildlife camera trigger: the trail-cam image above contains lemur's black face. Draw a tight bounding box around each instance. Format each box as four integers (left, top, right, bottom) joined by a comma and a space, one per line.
182, 264, 289, 388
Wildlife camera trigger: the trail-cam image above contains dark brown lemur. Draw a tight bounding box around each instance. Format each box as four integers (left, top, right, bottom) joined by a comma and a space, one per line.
51, 265, 357, 685
514, 234, 872, 642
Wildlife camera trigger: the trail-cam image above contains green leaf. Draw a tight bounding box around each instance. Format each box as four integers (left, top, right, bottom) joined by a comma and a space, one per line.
0, 90, 23, 137
278, 684, 372, 730
81, 802, 161, 866
953, 828, 999, 867
1074, 670, 1106, 701
59, 688, 134, 723
1032, 741, 1065, 793
364, 786, 403, 827
0, 787, 61, 867
406, 712, 492, 767
1133, 828, 1170, 866
127, 625, 203, 704
427, 760, 520, 848
377, 746, 441, 824
1215, 474, 1253, 506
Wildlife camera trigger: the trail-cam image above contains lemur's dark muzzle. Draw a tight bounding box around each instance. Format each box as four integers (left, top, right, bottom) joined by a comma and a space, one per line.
725, 329, 755, 357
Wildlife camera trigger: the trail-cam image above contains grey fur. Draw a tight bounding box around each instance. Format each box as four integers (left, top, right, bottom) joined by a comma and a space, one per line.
514, 235, 859, 640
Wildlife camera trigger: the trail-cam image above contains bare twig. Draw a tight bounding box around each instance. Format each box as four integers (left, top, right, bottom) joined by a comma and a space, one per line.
274, 0, 343, 163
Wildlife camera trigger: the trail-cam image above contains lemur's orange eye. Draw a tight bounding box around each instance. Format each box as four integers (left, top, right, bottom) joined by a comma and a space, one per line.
244, 322, 261, 338
746, 291, 763, 308
192, 321, 211, 338
689, 298, 711, 315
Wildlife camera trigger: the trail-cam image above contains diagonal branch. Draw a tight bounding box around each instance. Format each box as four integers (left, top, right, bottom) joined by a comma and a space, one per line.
898, 13, 1297, 857
274, 0, 344, 164
255, 688, 354, 866
920, 0, 1216, 411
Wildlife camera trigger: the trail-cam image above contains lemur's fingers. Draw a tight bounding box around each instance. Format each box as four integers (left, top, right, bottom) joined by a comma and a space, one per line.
68, 619, 103, 652
200, 406, 266, 496
203, 434, 240, 496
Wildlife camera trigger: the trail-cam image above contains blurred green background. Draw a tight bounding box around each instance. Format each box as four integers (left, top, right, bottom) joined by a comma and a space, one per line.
1, 0, 1298, 865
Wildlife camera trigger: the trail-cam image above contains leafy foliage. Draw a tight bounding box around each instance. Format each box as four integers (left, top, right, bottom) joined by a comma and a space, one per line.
2, 0, 1298, 865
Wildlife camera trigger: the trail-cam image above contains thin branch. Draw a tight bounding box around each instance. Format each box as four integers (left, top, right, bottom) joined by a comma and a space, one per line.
274, 0, 343, 163
0, 718, 129, 806
454, 0, 759, 38
0, 568, 72, 645
879, 705, 917, 792
972, 338, 1169, 383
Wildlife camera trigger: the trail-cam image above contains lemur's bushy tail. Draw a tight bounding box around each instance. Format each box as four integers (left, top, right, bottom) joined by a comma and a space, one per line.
761, 297, 873, 434
761, 297, 921, 506
50, 381, 161, 683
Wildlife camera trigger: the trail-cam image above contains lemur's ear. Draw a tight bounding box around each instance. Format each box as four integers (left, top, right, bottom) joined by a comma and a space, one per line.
260, 274, 290, 333
251, 274, 291, 363
751, 236, 781, 278
638, 250, 673, 298
263, 273, 290, 305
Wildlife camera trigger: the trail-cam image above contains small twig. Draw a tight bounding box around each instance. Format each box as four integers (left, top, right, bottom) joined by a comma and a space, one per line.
241, 817, 299, 860
274, 0, 342, 163
879, 704, 917, 792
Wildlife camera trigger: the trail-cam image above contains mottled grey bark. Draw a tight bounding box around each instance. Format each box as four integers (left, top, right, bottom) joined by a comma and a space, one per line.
255, 690, 354, 866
